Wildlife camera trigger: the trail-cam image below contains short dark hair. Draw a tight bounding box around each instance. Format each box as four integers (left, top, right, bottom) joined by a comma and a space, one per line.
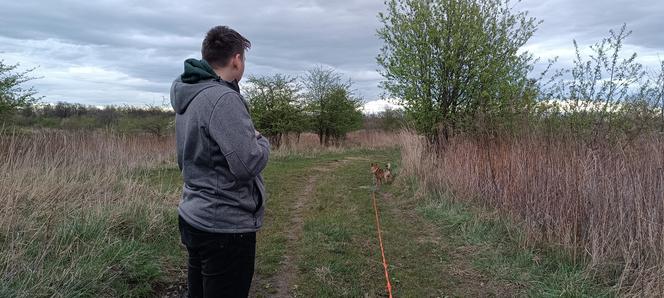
201, 26, 251, 68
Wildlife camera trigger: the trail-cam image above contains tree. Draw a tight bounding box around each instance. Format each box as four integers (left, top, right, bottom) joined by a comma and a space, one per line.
545, 24, 663, 140
653, 61, 664, 131
377, 0, 539, 145
120, 115, 173, 137
320, 87, 364, 144
363, 107, 405, 131
302, 66, 363, 145
379, 107, 405, 131
244, 74, 307, 148
0, 60, 41, 118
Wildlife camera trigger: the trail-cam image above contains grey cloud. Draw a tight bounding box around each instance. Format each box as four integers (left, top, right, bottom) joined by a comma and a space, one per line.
0, 0, 662, 106
1, 0, 387, 104
523, 0, 664, 52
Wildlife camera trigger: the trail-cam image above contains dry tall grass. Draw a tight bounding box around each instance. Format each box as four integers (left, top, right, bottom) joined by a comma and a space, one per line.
398, 130, 664, 296
0, 127, 398, 295
1, 129, 175, 227
0, 129, 179, 295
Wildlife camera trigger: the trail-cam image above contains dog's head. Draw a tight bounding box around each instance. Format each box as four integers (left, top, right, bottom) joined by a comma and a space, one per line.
370, 163, 381, 173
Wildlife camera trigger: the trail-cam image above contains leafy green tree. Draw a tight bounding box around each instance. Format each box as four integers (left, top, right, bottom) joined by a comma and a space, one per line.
245, 74, 307, 148
320, 87, 363, 144
544, 24, 664, 141
0, 60, 41, 118
377, 0, 539, 145
303, 66, 363, 145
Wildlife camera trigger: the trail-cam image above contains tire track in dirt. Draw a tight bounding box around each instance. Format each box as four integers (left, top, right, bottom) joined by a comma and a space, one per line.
376, 190, 450, 296
379, 187, 519, 297
250, 158, 350, 298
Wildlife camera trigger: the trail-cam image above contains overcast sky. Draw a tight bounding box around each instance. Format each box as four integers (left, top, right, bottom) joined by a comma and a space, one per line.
1, 0, 663, 112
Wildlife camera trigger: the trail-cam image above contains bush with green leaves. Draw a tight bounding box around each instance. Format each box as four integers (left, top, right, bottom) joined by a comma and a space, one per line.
244, 74, 307, 148
318, 86, 363, 144
377, 0, 540, 144
542, 24, 664, 143
363, 107, 405, 131
117, 115, 173, 137
0, 60, 41, 119
303, 66, 363, 145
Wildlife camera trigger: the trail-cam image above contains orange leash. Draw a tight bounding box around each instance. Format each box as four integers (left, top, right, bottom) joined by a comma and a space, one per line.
372, 191, 394, 298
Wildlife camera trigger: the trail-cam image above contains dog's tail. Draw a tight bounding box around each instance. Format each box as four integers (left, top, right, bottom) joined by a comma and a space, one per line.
386, 162, 391, 170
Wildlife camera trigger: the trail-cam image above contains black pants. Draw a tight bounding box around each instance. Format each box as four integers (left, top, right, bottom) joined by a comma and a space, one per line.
178, 216, 256, 298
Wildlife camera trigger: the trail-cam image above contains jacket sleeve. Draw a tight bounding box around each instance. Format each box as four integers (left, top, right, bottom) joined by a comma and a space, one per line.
208, 92, 270, 181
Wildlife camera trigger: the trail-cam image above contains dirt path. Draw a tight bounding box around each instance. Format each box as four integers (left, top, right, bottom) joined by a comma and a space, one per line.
249, 153, 484, 297
250, 159, 348, 298
167, 152, 517, 297
379, 190, 510, 297
262, 173, 318, 297
376, 190, 455, 296
166, 150, 610, 297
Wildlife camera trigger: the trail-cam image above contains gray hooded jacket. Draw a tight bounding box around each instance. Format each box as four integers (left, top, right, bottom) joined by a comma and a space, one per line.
170, 74, 270, 233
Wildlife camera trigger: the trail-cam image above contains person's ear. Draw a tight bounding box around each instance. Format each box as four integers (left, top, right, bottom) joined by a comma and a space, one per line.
233, 53, 242, 69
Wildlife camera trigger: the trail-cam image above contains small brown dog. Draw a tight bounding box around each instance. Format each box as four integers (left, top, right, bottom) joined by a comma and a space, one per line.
371, 163, 385, 189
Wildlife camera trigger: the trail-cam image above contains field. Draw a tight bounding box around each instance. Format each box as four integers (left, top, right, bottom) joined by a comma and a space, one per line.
1, 129, 630, 297
2, 0, 662, 296
398, 131, 664, 296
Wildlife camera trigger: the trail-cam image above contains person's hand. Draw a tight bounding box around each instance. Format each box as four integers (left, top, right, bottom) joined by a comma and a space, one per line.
254, 130, 261, 138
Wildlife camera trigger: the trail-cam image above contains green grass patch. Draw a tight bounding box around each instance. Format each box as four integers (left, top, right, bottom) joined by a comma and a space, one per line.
293, 149, 399, 297
2, 146, 619, 297
417, 189, 617, 297
1, 201, 182, 297
254, 155, 321, 277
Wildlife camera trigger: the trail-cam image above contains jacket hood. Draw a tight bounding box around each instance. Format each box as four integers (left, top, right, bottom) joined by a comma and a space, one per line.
181, 58, 219, 83
170, 58, 242, 114
170, 78, 205, 114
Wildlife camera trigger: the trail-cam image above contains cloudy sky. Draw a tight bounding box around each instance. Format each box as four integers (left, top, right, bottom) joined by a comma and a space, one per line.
1, 0, 662, 113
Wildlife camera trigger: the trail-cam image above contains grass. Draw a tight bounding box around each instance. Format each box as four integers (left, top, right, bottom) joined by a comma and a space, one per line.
0, 131, 179, 297
398, 130, 664, 296
417, 189, 616, 297
0, 129, 621, 296
261, 146, 614, 297
1, 201, 183, 297
293, 150, 391, 297
251, 148, 392, 296
255, 155, 322, 277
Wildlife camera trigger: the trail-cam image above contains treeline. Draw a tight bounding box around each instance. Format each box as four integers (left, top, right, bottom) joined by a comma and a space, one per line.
1, 63, 405, 141
244, 66, 406, 147
8, 103, 174, 136
1, 59, 175, 136
362, 107, 404, 131
3, 97, 403, 141
246, 66, 365, 147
